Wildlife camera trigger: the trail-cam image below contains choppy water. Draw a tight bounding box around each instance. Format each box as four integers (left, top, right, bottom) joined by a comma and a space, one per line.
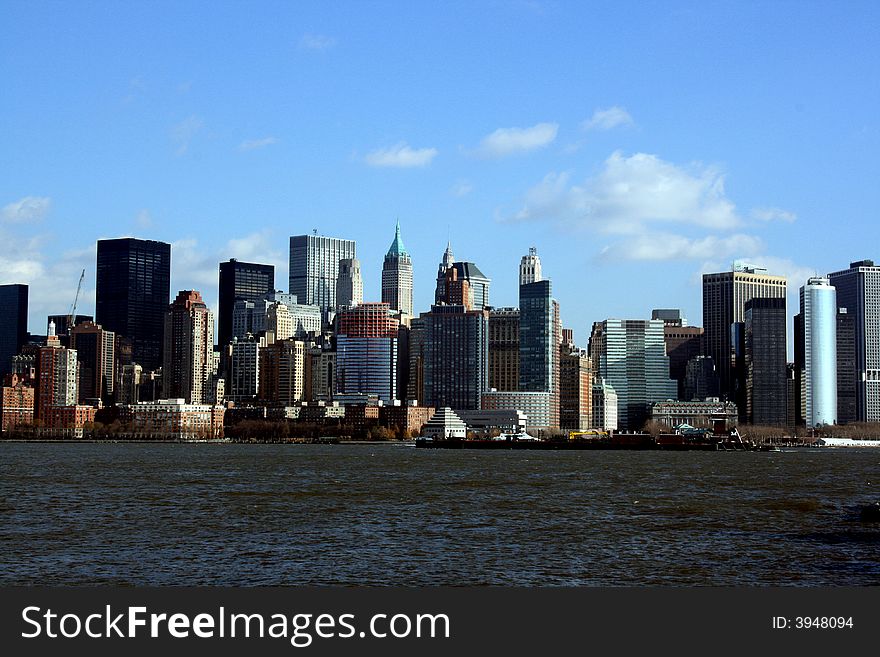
1, 443, 879, 585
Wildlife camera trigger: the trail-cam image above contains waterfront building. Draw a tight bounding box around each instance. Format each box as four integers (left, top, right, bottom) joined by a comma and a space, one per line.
828, 260, 880, 422
381, 221, 414, 321
289, 233, 356, 322
434, 242, 456, 305
702, 264, 787, 404
559, 342, 592, 431
336, 258, 363, 310
650, 399, 738, 430
456, 409, 528, 434
406, 316, 425, 404
588, 319, 677, 430
836, 308, 858, 424
797, 277, 838, 427
0, 284, 28, 380
519, 246, 543, 286
432, 244, 491, 311
163, 290, 214, 404
218, 259, 274, 349
35, 341, 78, 421
259, 338, 307, 405
683, 355, 720, 401
652, 309, 703, 400
421, 407, 467, 439
488, 308, 520, 392
306, 344, 335, 402
129, 398, 225, 439
419, 304, 489, 411
0, 373, 35, 432
228, 334, 263, 403
118, 363, 142, 405
379, 404, 435, 437
591, 378, 618, 431
96, 238, 170, 371
335, 303, 400, 404
481, 390, 554, 432
70, 321, 115, 403
744, 297, 787, 426
437, 266, 473, 310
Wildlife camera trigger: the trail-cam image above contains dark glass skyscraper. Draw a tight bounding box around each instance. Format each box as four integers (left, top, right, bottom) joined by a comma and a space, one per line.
218, 259, 275, 348
95, 238, 170, 372
744, 297, 787, 426
0, 284, 28, 378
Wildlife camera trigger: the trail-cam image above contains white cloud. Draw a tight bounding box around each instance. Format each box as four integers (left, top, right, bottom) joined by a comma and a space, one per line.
476, 122, 558, 158
2, 196, 52, 223
600, 233, 764, 262
365, 142, 438, 168
510, 151, 741, 233
581, 106, 634, 131
750, 207, 797, 223
299, 33, 337, 51
171, 115, 204, 156
450, 180, 473, 197
239, 137, 278, 151
134, 209, 153, 229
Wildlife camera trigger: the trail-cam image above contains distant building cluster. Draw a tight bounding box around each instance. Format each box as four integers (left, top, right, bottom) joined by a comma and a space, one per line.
1, 224, 878, 438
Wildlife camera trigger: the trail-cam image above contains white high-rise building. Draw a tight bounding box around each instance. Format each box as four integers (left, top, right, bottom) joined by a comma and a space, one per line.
519, 246, 543, 286
800, 277, 838, 427
289, 234, 356, 322
336, 258, 363, 310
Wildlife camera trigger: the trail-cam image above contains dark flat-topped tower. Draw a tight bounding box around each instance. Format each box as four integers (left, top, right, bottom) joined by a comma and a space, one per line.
96, 237, 170, 372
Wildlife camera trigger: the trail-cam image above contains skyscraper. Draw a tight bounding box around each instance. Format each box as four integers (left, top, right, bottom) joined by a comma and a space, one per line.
0, 284, 28, 379
218, 259, 274, 348
702, 264, 787, 404
163, 290, 215, 404
797, 277, 837, 427
432, 243, 491, 310
70, 321, 115, 403
652, 309, 703, 400
488, 308, 519, 392
335, 302, 400, 403
836, 308, 857, 424
336, 258, 363, 309
589, 319, 677, 430
381, 220, 414, 320
744, 297, 787, 426
519, 247, 542, 286
96, 238, 170, 372
419, 304, 489, 410
289, 233, 356, 320
828, 260, 880, 422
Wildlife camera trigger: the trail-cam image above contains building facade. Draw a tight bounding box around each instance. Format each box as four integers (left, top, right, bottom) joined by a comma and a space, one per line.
129, 398, 225, 439
588, 319, 677, 430
592, 378, 618, 431
744, 297, 788, 426
0, 284, 28, 380
70, 321, 115, 403
218, 259, 275, 348
381, 221, 414, 320
702, 264, 787, 404
96, 238, 170, 371
335, 303, 400, 404
559, 343, 592, 431
836, 308, 858, 424
336, 258, 363, 310
488, 308, 519, 392
828, 260, 880, 422
163, 290, 215, 404
1, 374, 34, 432
798, 277, 838, 427
289, 234, 356, 321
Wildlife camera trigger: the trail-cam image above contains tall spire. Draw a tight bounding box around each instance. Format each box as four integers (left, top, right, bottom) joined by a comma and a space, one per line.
442, 240, 454, 267
386, 218, 408, 258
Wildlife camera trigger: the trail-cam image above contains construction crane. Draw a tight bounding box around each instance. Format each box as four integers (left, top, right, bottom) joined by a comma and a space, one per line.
68, 269, 85, 334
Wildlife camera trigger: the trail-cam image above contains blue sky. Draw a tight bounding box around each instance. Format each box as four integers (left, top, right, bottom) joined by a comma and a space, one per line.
2, 0, 878, 347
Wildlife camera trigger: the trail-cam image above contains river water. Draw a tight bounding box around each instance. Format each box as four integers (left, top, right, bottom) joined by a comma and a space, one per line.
1, 443, 878, 586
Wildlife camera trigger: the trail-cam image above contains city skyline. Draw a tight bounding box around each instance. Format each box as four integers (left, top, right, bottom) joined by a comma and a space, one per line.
2, 1, 879, 349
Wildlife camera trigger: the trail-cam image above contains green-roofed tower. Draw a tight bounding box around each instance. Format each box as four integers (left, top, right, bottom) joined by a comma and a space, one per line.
381, 219, 414, 321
